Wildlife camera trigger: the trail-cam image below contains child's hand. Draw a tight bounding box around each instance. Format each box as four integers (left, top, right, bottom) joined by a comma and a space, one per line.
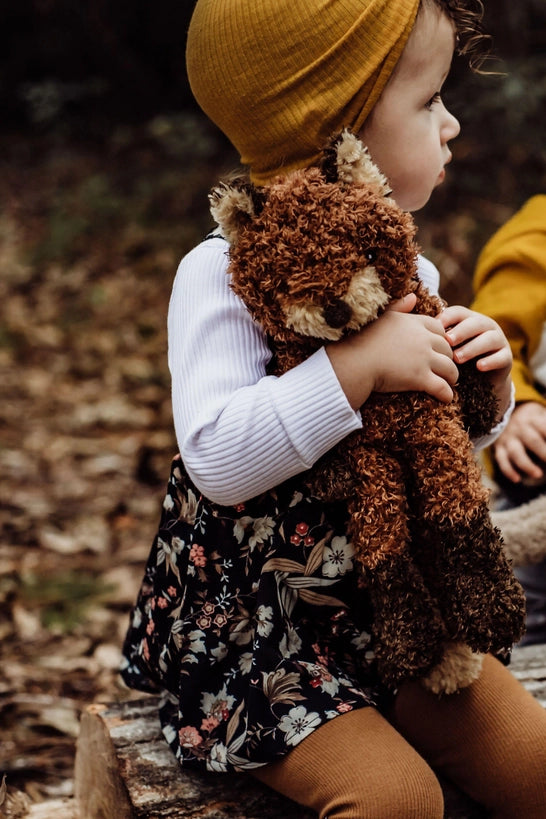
326, 294, 459, 409
493, 401, 546, 484
439, 305, 513, 421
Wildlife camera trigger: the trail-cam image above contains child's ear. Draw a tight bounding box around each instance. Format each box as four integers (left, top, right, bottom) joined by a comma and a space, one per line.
321, 128, 392, 195
209, 179, 265, 244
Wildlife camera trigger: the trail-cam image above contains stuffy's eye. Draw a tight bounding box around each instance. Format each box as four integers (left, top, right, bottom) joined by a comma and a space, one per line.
365, 249, 377, 263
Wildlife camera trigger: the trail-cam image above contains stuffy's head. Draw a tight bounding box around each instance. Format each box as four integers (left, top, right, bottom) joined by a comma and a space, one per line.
210, 130, 420, 345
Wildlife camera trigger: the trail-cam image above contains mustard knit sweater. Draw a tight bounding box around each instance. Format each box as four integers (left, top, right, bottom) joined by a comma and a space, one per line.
472, 195, 546, 407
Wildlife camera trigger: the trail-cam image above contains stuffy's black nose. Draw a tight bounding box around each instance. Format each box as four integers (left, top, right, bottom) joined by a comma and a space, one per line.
323, 299, 352, 328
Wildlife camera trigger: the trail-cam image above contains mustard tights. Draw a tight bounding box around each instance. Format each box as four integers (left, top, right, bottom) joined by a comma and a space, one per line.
252, 655, 546, 818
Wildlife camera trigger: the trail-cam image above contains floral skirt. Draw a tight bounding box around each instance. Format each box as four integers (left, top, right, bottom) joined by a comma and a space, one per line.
121, 455, 390, 772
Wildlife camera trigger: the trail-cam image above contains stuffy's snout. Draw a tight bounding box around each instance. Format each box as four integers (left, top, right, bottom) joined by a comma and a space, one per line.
323, 299, 353, 328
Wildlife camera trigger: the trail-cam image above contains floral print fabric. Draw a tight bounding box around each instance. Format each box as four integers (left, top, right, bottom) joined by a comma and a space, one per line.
121, 455, 389, 772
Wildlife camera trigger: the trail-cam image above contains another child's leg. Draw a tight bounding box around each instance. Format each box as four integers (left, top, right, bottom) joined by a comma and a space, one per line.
389, 653, 546, 819
252, 706, 444, 819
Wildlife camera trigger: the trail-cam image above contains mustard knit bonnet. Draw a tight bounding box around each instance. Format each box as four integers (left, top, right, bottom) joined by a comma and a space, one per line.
186, 0, 420, 184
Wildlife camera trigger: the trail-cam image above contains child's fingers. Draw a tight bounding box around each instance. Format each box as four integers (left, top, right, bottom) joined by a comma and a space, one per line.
426, 373, 455, 404
494, 446, 525, 483
389, 293, 417, 313
423, 350, 458, 402
519, 426, 546, 466
496, 441, 544, 483
438, 304, 473, 331
472, 348, 512, 374
441, 307, 503, 353
451, 330, 509, 367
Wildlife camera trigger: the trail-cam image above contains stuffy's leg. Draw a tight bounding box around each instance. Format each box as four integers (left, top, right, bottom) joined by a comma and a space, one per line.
403, 400, 525, 653
346, 447, 446, 686
421, 642, 483, 695
418, 506, 525, 653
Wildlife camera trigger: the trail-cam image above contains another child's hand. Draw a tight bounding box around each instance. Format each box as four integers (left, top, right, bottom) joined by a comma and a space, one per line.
439, 305, 513, 420
493, 401, 546, 484
326, 294, 459, 409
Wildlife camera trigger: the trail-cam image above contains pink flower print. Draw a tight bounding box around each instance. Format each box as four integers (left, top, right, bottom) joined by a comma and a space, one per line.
292, 522, 313, 546
142, 639, 150, 661
167, 586, 177, 597
146, 620, 155, 635
196, 614, 212, 630
322, 668, 333, 682
157, 596, 168, 609
214, 612, 228, 628
234, 503, 246, 512
336, 702, 353, 713
189, 544, 207, 567
178, 725, 203, 748
202, 601, 215, 616
200, 716, 220, 733
312, 643, 329, 666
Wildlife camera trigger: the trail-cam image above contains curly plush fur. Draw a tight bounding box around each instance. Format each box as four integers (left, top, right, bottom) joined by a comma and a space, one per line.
210, 130, 526, 693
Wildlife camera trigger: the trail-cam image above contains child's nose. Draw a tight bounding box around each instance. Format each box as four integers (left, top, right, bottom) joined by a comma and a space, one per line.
442, 107, 460, 143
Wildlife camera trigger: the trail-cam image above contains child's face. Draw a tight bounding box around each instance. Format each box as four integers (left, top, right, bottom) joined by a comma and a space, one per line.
359, 4, 460, 212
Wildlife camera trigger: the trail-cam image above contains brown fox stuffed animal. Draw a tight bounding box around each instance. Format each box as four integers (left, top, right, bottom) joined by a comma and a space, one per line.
210, 129, 526, 694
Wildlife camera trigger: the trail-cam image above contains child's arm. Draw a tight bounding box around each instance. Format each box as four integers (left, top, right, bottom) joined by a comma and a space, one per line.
438, 305, 513, 424
169, 240, 362, 505
169, 242, 459, 505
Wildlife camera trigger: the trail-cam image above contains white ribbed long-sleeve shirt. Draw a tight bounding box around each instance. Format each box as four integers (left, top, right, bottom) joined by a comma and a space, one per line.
168, 237, 512, 505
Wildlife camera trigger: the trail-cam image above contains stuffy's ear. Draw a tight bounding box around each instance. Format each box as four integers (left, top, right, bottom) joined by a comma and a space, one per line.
321, 129, 391, 195
209, 179, 265, 244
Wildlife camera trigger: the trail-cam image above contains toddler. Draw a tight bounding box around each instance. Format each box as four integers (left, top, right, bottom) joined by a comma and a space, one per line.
122, 2, 546, 816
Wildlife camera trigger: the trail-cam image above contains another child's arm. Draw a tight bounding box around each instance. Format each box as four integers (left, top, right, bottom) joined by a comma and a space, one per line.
492, 402, 546, 484
470, 195, 546, 478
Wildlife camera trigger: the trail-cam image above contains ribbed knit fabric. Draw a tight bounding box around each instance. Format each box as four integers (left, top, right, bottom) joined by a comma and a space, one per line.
168, 237, 361, 505
254, 707, 444, 818
390, 654, 546, 819
186, 0, 420, 184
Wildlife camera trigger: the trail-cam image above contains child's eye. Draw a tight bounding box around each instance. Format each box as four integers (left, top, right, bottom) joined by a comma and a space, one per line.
425, 92, 442, 111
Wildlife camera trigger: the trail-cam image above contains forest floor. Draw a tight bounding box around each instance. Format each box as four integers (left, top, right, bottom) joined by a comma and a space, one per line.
0, 110, 538, 808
